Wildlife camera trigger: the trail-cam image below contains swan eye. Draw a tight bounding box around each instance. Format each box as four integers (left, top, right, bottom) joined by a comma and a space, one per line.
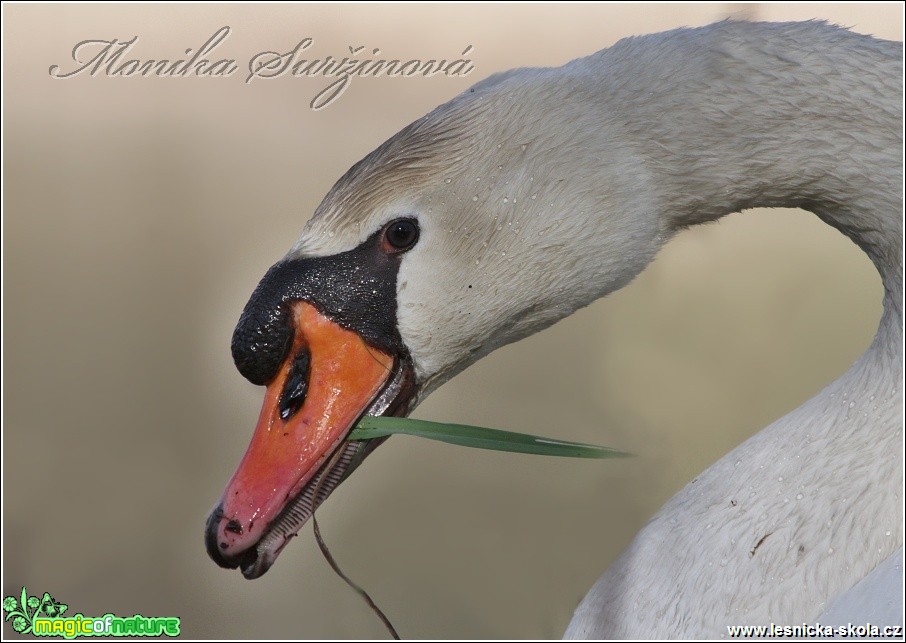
382, 218, 419, 253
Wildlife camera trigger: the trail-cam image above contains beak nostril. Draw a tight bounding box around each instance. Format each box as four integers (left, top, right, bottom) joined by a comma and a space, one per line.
279, 350, 311, 421
225, 520, 243, 535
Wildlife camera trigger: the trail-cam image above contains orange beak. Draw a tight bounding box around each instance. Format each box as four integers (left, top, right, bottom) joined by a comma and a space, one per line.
206, 301, 398, 577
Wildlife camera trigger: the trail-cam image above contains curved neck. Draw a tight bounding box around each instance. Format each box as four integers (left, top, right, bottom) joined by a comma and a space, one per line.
590, 22, 902, 353
561, 26, 901, 636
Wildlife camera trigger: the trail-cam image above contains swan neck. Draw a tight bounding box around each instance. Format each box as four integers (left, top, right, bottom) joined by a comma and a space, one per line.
596, 22, 903, 351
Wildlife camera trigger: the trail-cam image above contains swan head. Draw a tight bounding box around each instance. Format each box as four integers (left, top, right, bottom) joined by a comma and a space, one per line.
206, 67, 664, 578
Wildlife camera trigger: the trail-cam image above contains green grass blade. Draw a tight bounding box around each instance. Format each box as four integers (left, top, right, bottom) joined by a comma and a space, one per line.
350, 416, 630, 459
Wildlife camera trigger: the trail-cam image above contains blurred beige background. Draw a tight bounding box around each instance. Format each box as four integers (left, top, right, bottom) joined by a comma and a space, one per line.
3, 3, 901, 639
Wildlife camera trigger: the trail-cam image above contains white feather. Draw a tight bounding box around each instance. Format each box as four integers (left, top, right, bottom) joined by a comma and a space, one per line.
290, 21, 902, 637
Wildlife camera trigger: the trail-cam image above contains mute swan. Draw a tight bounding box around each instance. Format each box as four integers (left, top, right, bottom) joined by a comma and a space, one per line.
206, 20, 903, 637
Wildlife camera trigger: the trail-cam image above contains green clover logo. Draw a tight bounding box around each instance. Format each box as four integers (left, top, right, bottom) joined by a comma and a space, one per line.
3, 587, 65, 635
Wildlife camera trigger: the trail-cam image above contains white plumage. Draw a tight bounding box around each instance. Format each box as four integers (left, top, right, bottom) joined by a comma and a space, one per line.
288, 21, 902, 637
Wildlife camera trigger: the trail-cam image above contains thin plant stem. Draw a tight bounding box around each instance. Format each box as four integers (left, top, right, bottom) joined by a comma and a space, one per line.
309, 447, 401, 640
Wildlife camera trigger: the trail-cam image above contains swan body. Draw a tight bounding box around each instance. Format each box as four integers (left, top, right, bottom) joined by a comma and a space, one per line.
212, 20, 903, 637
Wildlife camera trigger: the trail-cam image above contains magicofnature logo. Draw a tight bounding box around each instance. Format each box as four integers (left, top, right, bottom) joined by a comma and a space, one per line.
3, 587, 180, 638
